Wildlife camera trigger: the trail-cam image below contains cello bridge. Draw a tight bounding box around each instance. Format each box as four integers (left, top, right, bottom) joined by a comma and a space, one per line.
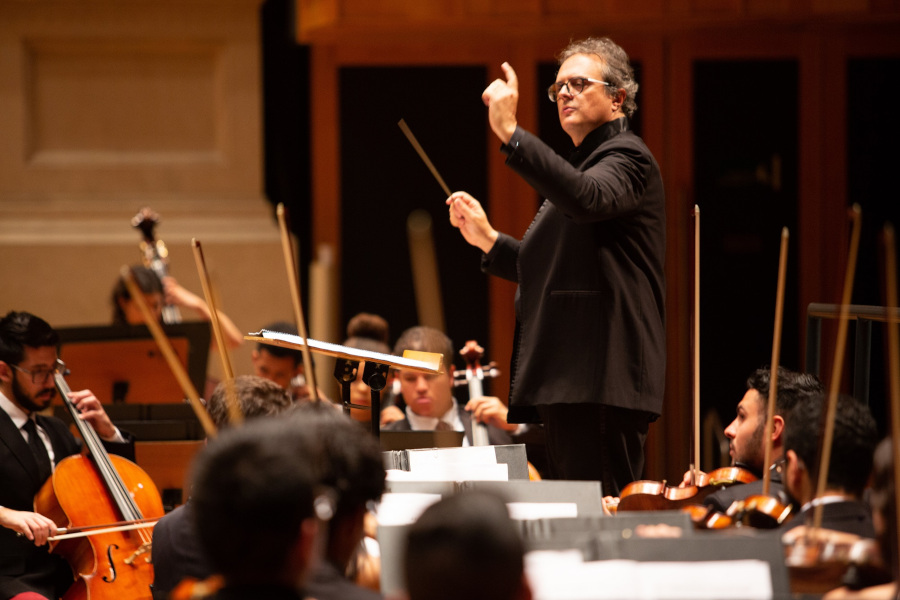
124, 542, 152, 565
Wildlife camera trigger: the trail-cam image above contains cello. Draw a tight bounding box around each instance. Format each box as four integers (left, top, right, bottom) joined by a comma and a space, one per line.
34, 370, 164, 599
460, 340, 491, 447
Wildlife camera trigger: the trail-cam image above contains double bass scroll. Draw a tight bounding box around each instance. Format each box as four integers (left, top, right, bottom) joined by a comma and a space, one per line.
132, 207, 181, 324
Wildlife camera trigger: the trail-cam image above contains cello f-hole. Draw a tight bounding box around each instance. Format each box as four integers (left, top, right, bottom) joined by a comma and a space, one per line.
103, 544, 119, 583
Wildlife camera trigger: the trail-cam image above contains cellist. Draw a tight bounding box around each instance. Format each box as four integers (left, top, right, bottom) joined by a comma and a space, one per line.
684, 366, 822, 514
0, 311, 134, 600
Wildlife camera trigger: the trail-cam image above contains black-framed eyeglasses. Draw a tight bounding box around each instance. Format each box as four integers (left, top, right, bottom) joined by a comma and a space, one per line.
547, 77, 609, 102
12, 359, 66, 385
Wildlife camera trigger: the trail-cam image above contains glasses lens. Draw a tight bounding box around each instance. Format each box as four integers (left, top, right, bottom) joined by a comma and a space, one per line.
569, 78, 585, 95
548, 82, 560, 102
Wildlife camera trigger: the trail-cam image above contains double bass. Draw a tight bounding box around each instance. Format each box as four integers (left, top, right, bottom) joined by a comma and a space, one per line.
34, 370, 164, 599
132, 207, 181, 324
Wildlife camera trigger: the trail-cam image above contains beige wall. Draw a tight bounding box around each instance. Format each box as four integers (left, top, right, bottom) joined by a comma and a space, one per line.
0, 0, 311, 389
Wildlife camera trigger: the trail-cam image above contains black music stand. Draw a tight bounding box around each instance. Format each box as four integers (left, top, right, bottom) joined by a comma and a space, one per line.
333, 358, 388, 437
250, 329, 442, 440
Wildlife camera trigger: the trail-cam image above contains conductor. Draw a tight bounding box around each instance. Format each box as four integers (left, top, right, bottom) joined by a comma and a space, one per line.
447, 37, 666, 495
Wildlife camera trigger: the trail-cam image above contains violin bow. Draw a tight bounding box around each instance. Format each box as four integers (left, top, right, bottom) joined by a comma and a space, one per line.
691, 205, 700, 485
191, 239, 243, 425
121, 266, 218, 438
761, 227, 789, 496
812, 204, 862, 531
276, 203, 320, 403
882, 224, 900, 582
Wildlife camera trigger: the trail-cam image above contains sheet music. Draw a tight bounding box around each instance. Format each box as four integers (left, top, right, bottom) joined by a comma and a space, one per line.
405, 445, 498, 470
507, 502, 578, 520
386, 463, 508, 481
375, 492, 442, 526
525, 552, 773, 600
247, 329, 441, 372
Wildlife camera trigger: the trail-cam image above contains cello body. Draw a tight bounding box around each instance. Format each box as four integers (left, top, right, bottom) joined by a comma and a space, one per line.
35, 453, 164, 600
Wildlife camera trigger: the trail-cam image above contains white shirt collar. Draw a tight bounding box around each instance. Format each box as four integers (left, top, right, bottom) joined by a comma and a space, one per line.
406, 398, 463, 432
800, 494, 850, 513
0, 389, 29, 429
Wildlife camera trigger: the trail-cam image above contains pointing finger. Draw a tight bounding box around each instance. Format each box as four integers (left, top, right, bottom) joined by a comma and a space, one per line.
501, 62, 518, 91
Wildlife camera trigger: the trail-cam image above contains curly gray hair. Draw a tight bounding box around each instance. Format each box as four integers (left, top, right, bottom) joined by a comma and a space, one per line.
557, 37, 639, 118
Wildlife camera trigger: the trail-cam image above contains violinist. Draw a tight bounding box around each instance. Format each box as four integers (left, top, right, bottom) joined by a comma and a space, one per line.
0, 311, 134, 600
251, 321, 324, 402
340, 312, 404, 426
781, 393, 878, 537
111, 265, 244, 350
151, 375, 295, 599
403, 490, 531, 600
290, 402, 386, 600
824, 437, 898, 599
188, 417, 320, 600
381, 326, 512, 446
689, 367, 823, 514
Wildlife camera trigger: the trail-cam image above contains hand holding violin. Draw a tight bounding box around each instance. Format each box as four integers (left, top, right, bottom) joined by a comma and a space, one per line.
681, 468, 708, 487
0, 506, 57, 546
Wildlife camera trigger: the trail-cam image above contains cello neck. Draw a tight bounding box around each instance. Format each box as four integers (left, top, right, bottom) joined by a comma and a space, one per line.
53, 373, 144, 522
460, 340, 490, 447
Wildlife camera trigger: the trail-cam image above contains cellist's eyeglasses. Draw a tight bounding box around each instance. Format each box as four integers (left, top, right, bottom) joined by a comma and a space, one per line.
12, 359, 66, 385
547, 77, 609, 102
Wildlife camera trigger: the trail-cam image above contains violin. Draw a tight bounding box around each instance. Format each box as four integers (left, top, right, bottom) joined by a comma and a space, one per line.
34, 370, 164, 599
132, 207, 181, 324
694, 466, 758, 487
681, 504, 734, 530
617, 478, 723, 512
784, 527, 886, 596
460, 340, 490, 447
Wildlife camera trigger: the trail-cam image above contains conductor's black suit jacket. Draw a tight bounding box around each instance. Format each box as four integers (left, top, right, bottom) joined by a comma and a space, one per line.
482, 119, 666, 423
0, 408, 134, 600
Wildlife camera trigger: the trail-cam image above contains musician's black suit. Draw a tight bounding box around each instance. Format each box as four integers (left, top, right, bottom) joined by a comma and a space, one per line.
481, 118, 666, 495
0, 405, 134, 600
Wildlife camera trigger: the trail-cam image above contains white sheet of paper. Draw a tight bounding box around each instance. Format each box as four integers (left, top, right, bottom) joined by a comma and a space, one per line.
386, 463, 508, 481
526, 552, 773, 600
375, 492, 442, 526
406, 446, 498, 470
507, 502, 578, 520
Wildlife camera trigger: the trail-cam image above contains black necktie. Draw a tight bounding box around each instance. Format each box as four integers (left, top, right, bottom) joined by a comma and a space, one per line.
435, 420, 452, 431
22, 418, 52, 483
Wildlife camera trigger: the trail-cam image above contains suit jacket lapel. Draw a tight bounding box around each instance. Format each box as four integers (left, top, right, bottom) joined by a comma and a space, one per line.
0, 408, 44, 487
456, 405, 474, 446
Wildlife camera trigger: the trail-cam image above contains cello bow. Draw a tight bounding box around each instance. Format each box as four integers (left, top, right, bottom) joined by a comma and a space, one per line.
276, 203, 320, 403
762, 227, 789, 496
121, 266, 217, 438
812, 204, 862, 532
191, 239, 242, 425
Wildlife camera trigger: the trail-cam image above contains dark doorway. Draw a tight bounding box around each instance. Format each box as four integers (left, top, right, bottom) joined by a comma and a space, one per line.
846, 57, 900, 435
693, 60, 800, 441
339, 66, 489, 367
